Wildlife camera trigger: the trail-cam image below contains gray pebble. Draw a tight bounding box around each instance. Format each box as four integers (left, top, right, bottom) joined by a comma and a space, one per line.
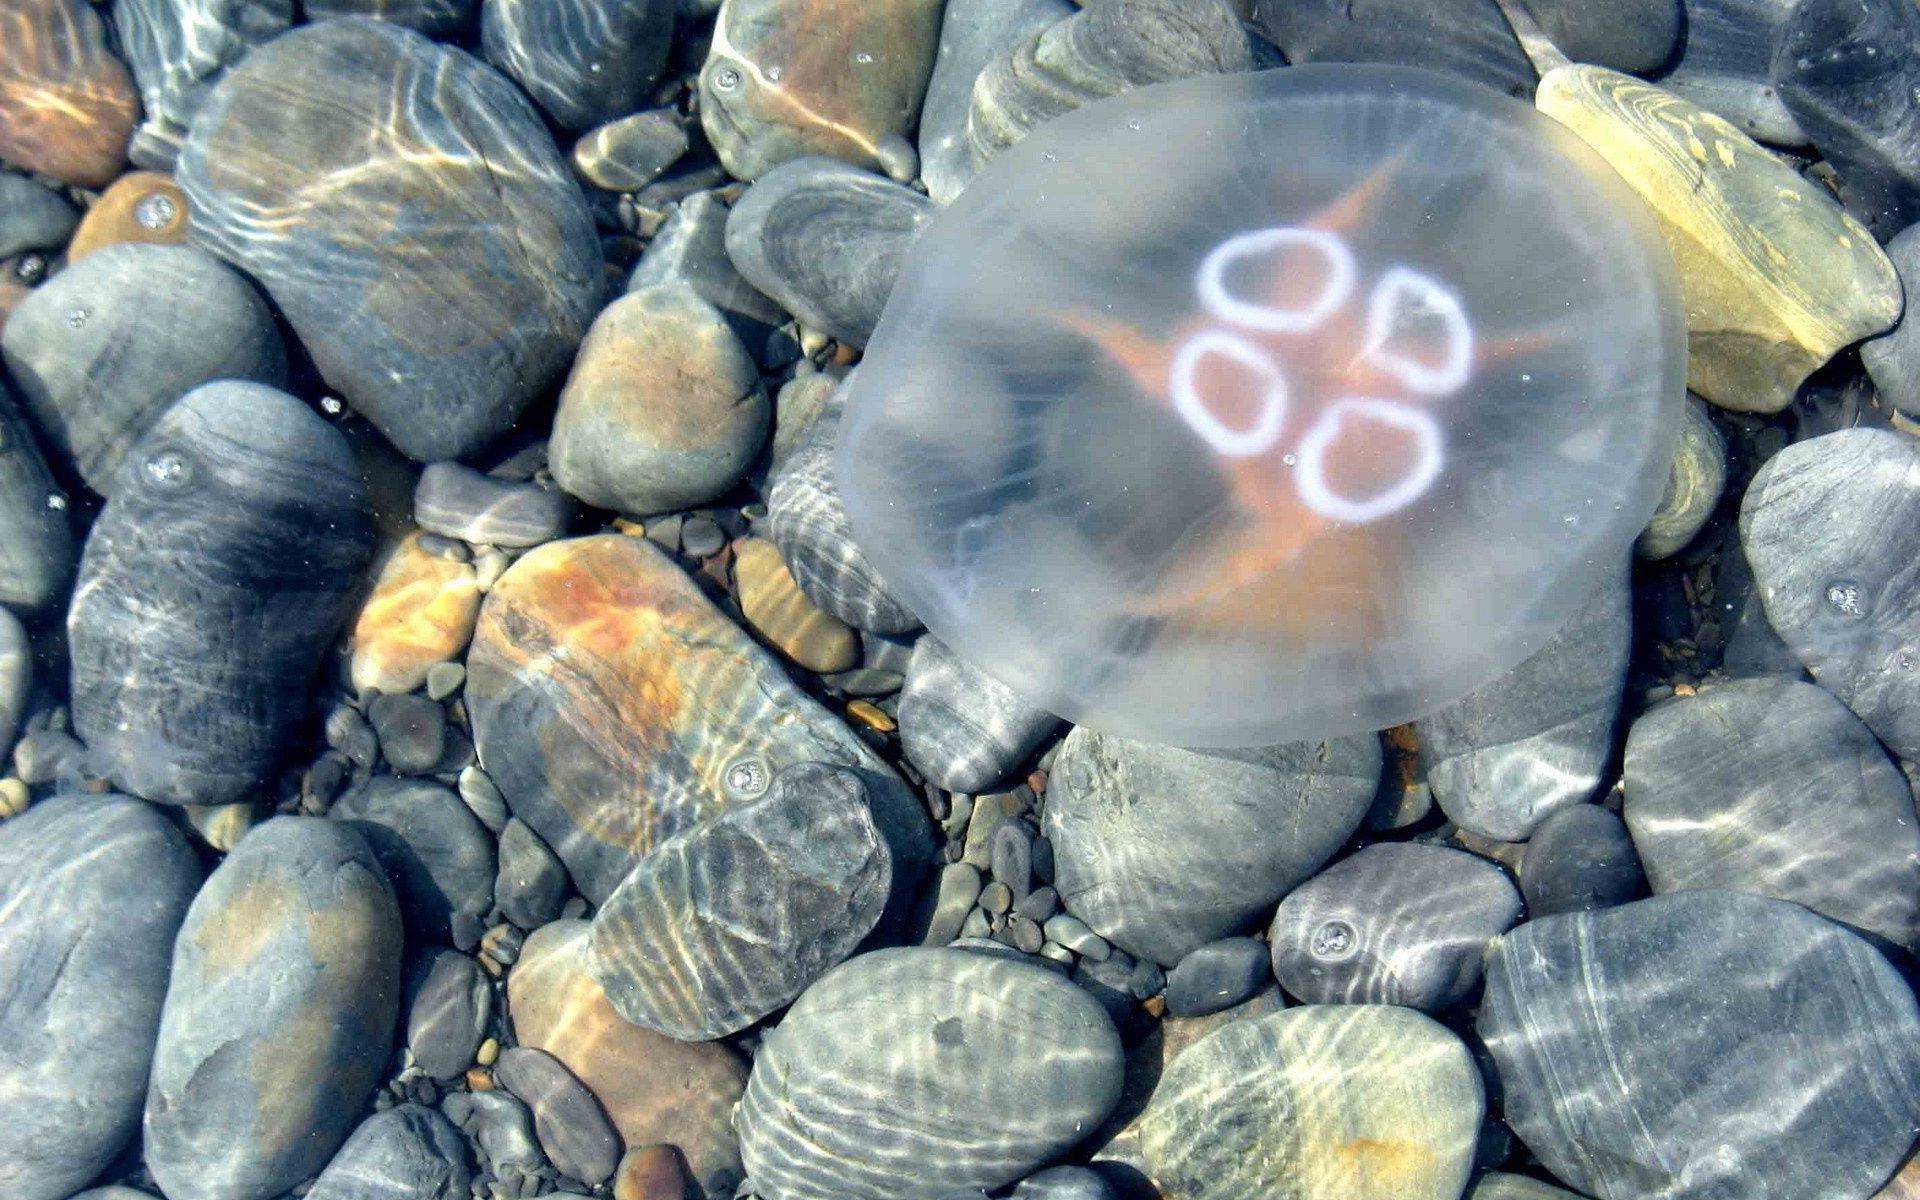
917, 0, 1073, 203
482, 0, 670, 129
1163, 937, 1272, 1019
496, 817, 570, 930
900, 635, 1061, 794
627, 191, 787, 349
1257, 0, 1529, 92
1007, 914, 1045, 953
989, 817, 1033, 899
979, 879, 1013, 916
332, 776, 497, 947
573, 109, 689, 193
414, 462, 575, 549
1648, 0, 1808, 143
304, 0, 474, 35
0, 174, 78, 258
679, 515, 726, 558
1518, 803, 1645, 917
1012, 1165, 1114, 1200
493, 1047, 621, 1187
1637, 397, 1728, 559
405, 948, 491, 1080
1864, 223, 1920, 416
459, 765, 511, 834
0, 377, 74, 613
368, 691, 448, 775
921, 861, 983, 946
1014, 885, 1058, 922
426, 661, 466, 701
1043, 913, 1109, 961
959, 907, 992, 941
444, 1090, 546, 1173
306, 1104, 472, 1200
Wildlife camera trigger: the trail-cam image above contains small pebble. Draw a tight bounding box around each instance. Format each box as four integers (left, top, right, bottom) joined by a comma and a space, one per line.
1164, 937, 1274, 1019
493, 1047, 624, 1187
369, 692, 449, 775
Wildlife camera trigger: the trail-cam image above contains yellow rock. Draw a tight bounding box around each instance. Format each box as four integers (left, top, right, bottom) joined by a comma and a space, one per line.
68, 171, 190, 260
1536, 65, 1900, 413
348, 532, 482, 695
732, 536, 857, 673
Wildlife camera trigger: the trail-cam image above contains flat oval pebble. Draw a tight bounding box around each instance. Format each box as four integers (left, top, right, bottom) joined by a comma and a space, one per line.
406, 947, 491, 1079
574, 110, 689, 193
304, 0, 473, 36
177, 18, 603, 462
112, 0, 291, 154
497, 816, 571, 929
1479, 890, 1920, 1200
1519, 803, 1646, 918
1163, 936, 1273, 1018
1255, 0, 1532, 94
414, 461, 574, 549
1636, 397, 1727, 559
0, 0, 138, 185
736, 947, 1124, 1200
0, 795, 199, 1200
732, 536, 859, 672
349, 532, 484, 696
1864, 224, 1920, 416
1137, 1005, 1484, 1200
482, 0, 672, 130
898, 634, 1061, 793
0, 173, 78, 259
67, 171, 192, 260
0, 376, 72, 612
1043, 725, 1380, 966
145, 817, 404, 1200
332, 775, 497, 946
494, 1046, 622, 1186
2, 243, 287, 494
916, 0, 1073, 204
306, 1104, 472, 1200
69, 381, 371, 805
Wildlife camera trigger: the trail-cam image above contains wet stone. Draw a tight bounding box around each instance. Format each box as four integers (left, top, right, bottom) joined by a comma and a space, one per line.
0, 606, 26, 756
0, 378, 71, 612
1637, 397, 1728, 559
444, 1090, 545, 1178
304, 0, 475, 36
1255, 0, 1532, 94
1510, 0, 1682, 73
68, 171, 192, 260
1648, 0, 1805, 144
483, 0, 671, 130
921, 861, 983, 946
497, 817, 570, 930
1519, 802, 1646, 918
333, 776, 495, 947
406, 948, 491, 1080
0, 174, 77, 259
1467, 1173, 1590, 1200
178, 18, 604, 462
917, 0, 1073, 204
1013, 1166, 1112, 1200
69, 381, 371, 806
1479, 890, 1920, 1200
495, 1046, 622, 1187
732, 536, 859, 673
0, 795, 199, 1200
1864, 223, 1920, 417
349, 533, 484, 697
899, 635, 1061, 794
113, 0, 290, 154
627, 191, 788, 351
615, 1145, 696, 1200
0, 0, 139, 185
145, 817, 404, 1200
575, 110, 690, 193
414, 462, 576, 549
306, 1104, 472, 1200
1163, 936, 1272, 1019
979, 879, 1013, 915
990, 817, 1033, 899
367, 691, 449, 774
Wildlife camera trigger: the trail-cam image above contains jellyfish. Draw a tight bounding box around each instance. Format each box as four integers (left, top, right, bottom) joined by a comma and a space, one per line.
836, 64, 1685, 748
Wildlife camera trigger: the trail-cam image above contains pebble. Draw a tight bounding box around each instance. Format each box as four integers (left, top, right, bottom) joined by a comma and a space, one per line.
1740, 428, 1920, 757
69, 381, 371, 805
0, 0, 138, 185
0, 174, 77, 259
444, 1090, 546, 1178
305, 1104, 472, 1200
627, 191, 789, 351
350, 533, 484, 696
679, 515, 726, 558
699, 0, 945, 182
459, 764, 511, 833
1648, 0, 1806, 144
725, 157, 933, 347
497, 817, 571, 930
1518, 803, 1646, 917
574, 110, 690, 193
735, 947, 1124, 1200
1013, 1166, 1113, 1200
1042, 725, 1379, 966
732, 536, 859, 672
67, 171, 191, 259
1624, 677, 1920, 950
1865, 223, 1920, 416
917, 0, 1073, 204
145, 817, 404, 1200
0, 606, 27, 757
921, 862, 983, 946
2, 242, 288, 494
1536, 64, 1898, 413
551, 285, 770, 516
494, 1046, 623, 1187
615, 1144, 695, 1200
332, 776, 497, 947
481, 0, 672, 129
1044, 913, 1109, 961
112, 0, 291, 155
0, 795, 199, 1200
1256, 0, 1532, 94
414, 462, 577, 549
899, 635, 1061, 793
177, 18, 604, 462
768, 362, 844, 469
588, 763, 891, 1040
425, 661, 465, 700
1637, 397, 1728, 558
466, 535, 932, 906
1138, 1005, 1484, 1200
1466, 1173, 1589, 1199
363, 691, 445, 774
1508, 0, 1682, 73
304, 0, 474, 37
1416, 571, 1630, 841
1163, 936, 1273, 1019
979, 879, 1013, 915
405, 948, 492, 1080
989, 817, 1033, 897
507, 920, 749, 1193
1480, 891, 1920, 1200
0, 378, 71, 611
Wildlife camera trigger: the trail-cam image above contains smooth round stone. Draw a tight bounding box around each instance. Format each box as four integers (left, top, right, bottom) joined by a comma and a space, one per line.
112, 0, 291, 151
482, 0, 671, 130
615, 1145, 695, 1200
575, 109, 689, 193
495, 1046, 622, 1186
899, 635, 1060, 793
1623, 677, 1920, 950
1511, 0, 1681, 73
1866, 220, 1920, 409
1538, 64, 1898, 413
305, 0, 475, 37
306, 1105, 472, 1200
413, 461, 575, 549
700, 0, 945, 182
405, 947, 491, 1080
332, 776, 497, 946
1480, 890, 1920, 1200
0, 795, 199, 1200
0, 173, 78, 259
1255, 0, 1531, 93
917, 0, 1073, 204
1636, 396, 1727, 559
466, 534, 931, 905
68, 171, 192, 260
1269, 842, 1521, 1011
1518, 803, 1645, 918
69, 381, 371, 805
551, 285, 769, 516
367, 690, 447, 774
497, 817, 570, 929
1647, 0, 1806, 144
1416, 571, 1629, 841
348, 532, 484, 696
1138, 1005, 1483, 1200
1740, 428, 1920, 757
177, 19, 604, 463
0, 606, 26, 755
1467, 1174, 1588, 1200
0, 0, 138, 185
1013, 1166, 1113, 1200
1163, 936, 1272, 1018
0, 378, 71, 612
2, 242, 288, 493
589, 763, 891, 1040
732, 536, 859, 673
1043, 725, 1380, 966
628, 190, 789, 351
508, 920, 749, 1193
736, 947, 1125, 1200
145, 817, 404, 1200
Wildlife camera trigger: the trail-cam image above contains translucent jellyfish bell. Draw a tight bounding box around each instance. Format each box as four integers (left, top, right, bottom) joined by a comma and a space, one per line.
838, 64, 1685, 748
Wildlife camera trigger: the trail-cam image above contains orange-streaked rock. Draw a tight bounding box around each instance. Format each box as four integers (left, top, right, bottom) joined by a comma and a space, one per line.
349, 533, 482, 696
0, 0, 138, 186
614, 1144, 695, 1200
732, 536, 857, 672
68, 172, 189, 260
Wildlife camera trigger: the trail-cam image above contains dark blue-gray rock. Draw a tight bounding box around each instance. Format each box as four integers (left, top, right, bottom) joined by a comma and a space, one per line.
573, 109, 688, 193
1512, 0, 1682, 72
406, 948, 491, 1079
0, 795, 199, 1200
2, 243, 287, 493
414, 462, 575, 549
112, 0, 293, 152
1013, 1166, 1114, 1200
366, 691, 447, 775
766, 392, 919, 634
628, 190, 788, 351
1253, 0, 1532, 94
736, 947, 1124, 1200
1740, 428, 1920, 758
145, 817, 404, 1200
1773, 0, 1920, 237
177, 18, 603, 463
442, 1089, 545, 1175
0, 173, 77, 258
1650, 0, 1808, 144
724, 157, 932, 348
1519, 803, 1646, 917
1480, 890, 1920, 1200
1865, 224, 1920, 416
1417, 570, 1629, 841
69, 381, 371, 805
493, 1046, 621, 1187
917, 0, 1073, 204
588, 762, 891, 1040
306, 1104, 472, 1200
332, 776, 496, 947
1043, 725, 1380, 967
1623, 677, 1920, 950
481, 0, 672, 131
305, 0, 476, 37
1268, 843, 1521, 1011
1163, 936, 1271, 1018
898, 634, 1059, 793
0, 606, 25, 755
497, 816, 570, 930
1637, 397, 1727, 559
0, 376, 72, 612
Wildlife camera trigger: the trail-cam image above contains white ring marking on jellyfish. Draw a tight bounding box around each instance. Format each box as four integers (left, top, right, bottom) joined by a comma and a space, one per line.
1294, 397, 1446, 524
1196, 227, 1357, 334
1363, 266, 1475, 395
1170, 330, 1290, 458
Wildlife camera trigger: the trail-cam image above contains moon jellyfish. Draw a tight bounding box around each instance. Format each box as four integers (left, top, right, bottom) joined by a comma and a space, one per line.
837, 65, 1685, 747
